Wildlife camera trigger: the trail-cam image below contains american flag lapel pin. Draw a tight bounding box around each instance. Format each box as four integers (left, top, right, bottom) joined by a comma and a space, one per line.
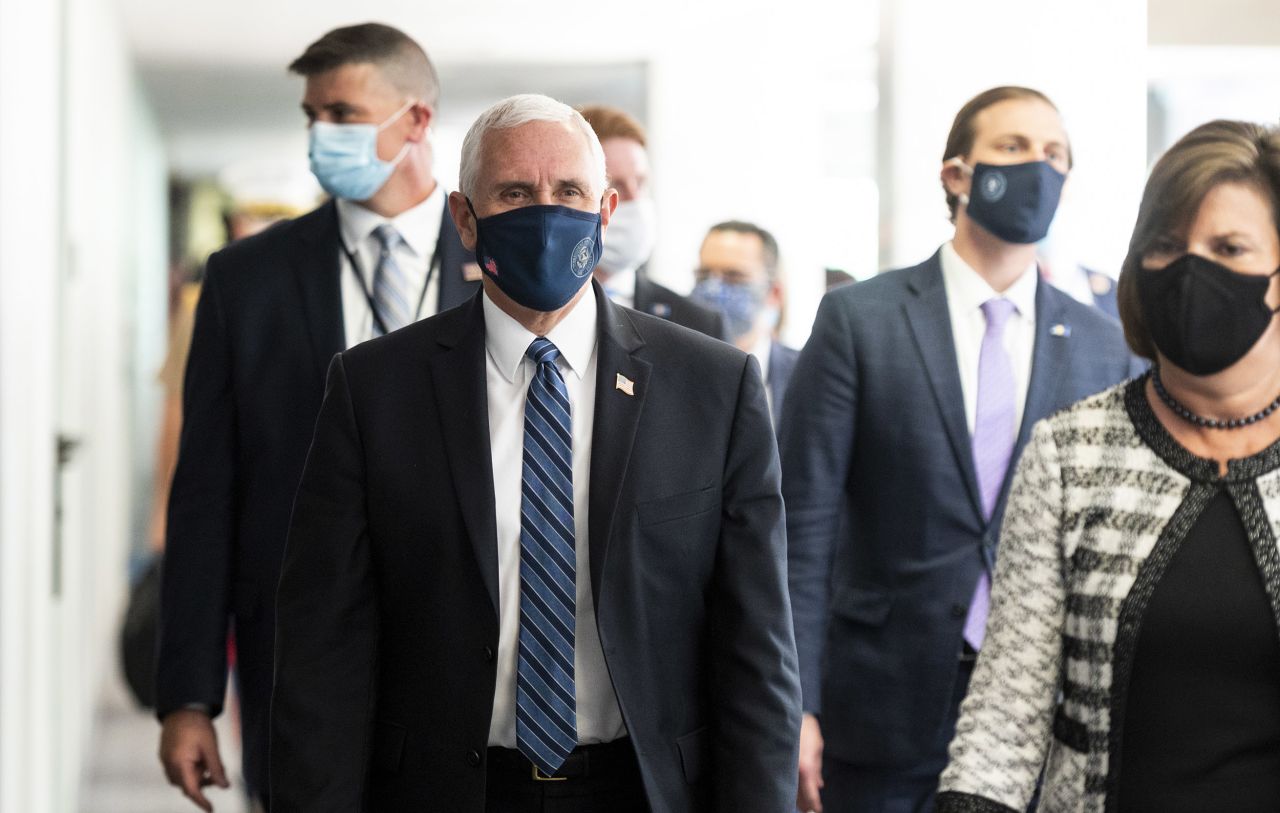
615, 373, 635, 396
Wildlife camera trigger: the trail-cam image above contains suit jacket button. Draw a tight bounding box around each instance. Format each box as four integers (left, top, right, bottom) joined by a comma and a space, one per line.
467, 749, 482, 767
484, 646, 494, 661
950, 603, 967, 618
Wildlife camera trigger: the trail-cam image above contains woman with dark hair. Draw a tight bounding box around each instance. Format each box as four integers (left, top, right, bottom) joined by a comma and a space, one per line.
935, 119, 1280, 813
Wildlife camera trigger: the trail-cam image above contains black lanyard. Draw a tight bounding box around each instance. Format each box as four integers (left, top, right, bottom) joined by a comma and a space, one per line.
339, 234, 442, 336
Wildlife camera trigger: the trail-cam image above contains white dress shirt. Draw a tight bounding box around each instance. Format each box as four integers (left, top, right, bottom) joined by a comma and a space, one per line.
939, 241, 1038, 435
599, 266, 637, 310
747, 331, 774, 418
482, 288, 626, 748
336, 183, 445, 348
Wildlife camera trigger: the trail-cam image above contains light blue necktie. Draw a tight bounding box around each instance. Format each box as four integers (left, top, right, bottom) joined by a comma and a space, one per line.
371, 223, 412, 335
516, 338, 578, 776
965, 298, 1018, 649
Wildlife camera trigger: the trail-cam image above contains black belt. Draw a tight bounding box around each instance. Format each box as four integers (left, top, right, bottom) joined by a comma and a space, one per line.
486, 739, 638, 782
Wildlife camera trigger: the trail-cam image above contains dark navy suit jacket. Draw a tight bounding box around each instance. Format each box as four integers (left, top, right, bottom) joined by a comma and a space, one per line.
156, 198, 479, 796
633, 274, 724, 339
767, 341, 800, 428
270, 285, 801, 811
778, 251, 1134, 768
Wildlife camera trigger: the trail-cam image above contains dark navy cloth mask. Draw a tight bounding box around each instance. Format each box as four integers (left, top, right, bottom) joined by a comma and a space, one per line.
963, 160, 1066, 245
1138, 253, 1280, 376
469, 201, 603, 312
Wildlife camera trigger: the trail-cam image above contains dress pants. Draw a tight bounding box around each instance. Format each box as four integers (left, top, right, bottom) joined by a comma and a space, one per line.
820, 659, 974, 813
485, 740, 649, 813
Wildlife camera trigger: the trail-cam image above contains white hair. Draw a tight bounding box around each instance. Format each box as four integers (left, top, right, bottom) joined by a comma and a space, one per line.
458, 93, 608, 200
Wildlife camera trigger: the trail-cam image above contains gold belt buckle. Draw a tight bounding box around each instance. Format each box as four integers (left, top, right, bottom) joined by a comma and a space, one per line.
531, 764, 567, 782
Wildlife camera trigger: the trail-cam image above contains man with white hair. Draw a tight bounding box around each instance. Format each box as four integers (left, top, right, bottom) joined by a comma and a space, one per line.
270, 93, 802, 812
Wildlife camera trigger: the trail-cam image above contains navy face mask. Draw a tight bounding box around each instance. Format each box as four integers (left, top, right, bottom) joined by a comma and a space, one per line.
468, 201, 603, 312
961, 160, 1066, 245
1137, 253, 1280, 376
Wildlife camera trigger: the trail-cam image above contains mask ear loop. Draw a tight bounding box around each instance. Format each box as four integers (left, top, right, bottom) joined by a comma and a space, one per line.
378, 99, 419, 168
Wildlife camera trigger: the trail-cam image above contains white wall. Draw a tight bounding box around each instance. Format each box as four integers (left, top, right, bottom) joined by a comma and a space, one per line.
0, 0, 63, 809
0, 0, 167, 808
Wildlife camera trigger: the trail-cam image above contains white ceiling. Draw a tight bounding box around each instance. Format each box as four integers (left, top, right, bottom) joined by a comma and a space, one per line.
116, 0, 701, 175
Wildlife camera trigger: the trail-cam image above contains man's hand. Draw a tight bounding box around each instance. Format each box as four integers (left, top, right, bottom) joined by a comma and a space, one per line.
159, 709, 230, 811
797, 712, 824, 812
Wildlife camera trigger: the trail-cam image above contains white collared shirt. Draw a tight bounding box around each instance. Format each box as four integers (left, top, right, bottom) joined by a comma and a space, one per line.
482, 287, 626, 748
747, 331, 775, 417
599, 266, 637, 310
336, 183, 445, 348
939, 241, 1038, 435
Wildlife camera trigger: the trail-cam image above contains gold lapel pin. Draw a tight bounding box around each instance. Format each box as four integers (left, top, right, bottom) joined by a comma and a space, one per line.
1050, 323, 1071, 337
615, 373, 635, 396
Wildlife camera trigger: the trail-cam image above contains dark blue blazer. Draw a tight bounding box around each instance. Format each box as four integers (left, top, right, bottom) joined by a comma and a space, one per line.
270, 285, 801, 811
767, 341, 800, 427
1084, 267, 1120, 320
156, 198, 479, 796
778, 251, 1134, 768
633, 274, 725, 339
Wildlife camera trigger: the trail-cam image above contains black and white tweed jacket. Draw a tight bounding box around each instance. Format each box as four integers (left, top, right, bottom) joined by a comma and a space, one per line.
936, 376, 1280, 813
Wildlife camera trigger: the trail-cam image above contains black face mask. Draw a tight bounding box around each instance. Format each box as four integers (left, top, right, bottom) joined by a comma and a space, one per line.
1137, 253, 1279, 375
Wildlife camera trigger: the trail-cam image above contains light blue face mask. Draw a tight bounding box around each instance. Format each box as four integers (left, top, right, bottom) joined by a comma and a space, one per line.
690, 277, 768, 343
308, 100, 414, 201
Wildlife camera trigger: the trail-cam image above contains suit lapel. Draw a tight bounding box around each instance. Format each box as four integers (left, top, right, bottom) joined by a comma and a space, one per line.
1014, 279, 1070, 460
435, 197, 482, 311
587, 284, 651, 608
289, 201, 345, 381
903, 255, 985, 524
429, 294, 501, 616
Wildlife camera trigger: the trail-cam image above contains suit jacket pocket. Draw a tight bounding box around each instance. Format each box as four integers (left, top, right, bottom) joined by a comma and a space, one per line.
829, 586, 892, 626
676, 725, 709, 784
371, 720, 407, 774
637, 486, 719, 528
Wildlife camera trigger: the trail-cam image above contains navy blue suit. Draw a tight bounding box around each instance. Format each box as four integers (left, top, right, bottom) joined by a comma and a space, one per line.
1084, 267, 1120, 320
633, 274, 724, 339
270, 285, 801, 812
779, 252, 1133, 799
767, 341, 800, 428
157, 198, 479, 800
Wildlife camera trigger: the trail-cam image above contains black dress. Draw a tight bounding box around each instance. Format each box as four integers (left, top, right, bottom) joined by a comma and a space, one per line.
1118, 489, 1280, 812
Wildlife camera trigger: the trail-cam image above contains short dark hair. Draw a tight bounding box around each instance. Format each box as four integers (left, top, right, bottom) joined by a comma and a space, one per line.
1117, 119, 1280, 360
941, 86, 1071, 220
578, 105, 647, 148
707, 220, 780, 281
289, 23, 439, 108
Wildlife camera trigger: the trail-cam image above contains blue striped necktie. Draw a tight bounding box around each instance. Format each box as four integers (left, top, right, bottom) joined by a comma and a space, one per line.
371, 223, 412, 335
517, 337, 578, 776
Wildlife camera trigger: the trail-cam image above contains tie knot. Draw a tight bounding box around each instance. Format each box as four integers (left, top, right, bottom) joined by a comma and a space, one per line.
981, 297, 1017, 330
373, 223, 402, 252
526, 337, 562, 365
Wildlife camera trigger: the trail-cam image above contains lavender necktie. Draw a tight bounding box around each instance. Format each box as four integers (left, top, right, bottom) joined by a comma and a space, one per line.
964, 298, 1018, 650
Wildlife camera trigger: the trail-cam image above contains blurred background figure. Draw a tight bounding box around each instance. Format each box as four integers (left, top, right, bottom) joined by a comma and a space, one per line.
691, 220, 799, 424
579, 103, 724, 338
